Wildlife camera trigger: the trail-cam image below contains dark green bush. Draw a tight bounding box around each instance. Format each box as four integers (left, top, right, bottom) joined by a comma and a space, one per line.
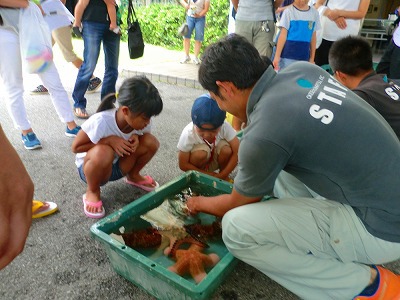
120, 0, 229, 52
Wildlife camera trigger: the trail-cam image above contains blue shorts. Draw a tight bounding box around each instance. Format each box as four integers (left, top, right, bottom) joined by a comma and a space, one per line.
78, 159, 124, 186
184, 16, 205, 41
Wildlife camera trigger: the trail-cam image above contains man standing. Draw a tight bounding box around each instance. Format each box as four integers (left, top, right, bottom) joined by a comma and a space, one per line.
329, 35, 400, 140
231, 0, 283, 58
71, 0, 120, 119
188, 34, 400, 299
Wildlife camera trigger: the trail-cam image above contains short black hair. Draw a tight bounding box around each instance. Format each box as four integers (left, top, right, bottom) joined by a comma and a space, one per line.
198, 34, 268, 96
328, 35, 373, 76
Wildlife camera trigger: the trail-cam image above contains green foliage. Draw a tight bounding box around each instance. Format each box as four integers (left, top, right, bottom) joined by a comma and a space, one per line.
120, 0, 229, 52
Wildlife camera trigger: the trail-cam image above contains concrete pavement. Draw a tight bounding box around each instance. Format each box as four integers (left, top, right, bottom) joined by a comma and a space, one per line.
0, 38, 398, 300
0, 40, 298, 300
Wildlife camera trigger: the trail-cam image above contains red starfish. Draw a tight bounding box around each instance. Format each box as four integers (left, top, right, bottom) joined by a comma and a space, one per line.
168, 241, 220, 283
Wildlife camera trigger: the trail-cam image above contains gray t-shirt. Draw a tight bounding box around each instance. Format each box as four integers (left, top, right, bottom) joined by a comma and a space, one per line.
235, 0, 274, 21
234, 62, 400, 243
352, 72, 400, 140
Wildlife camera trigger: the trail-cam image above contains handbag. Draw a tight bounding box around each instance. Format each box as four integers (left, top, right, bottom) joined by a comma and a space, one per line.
177, 4, 189, 36
19, 2, 53, 73
178, 22, 189, 36
127, 0, 144, 59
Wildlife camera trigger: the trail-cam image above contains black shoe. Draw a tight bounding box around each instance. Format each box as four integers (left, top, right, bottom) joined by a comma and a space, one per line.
87, 77, 102, 93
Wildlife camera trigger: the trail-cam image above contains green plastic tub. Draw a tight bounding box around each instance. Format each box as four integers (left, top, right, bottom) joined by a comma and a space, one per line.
90, 171, 238, 300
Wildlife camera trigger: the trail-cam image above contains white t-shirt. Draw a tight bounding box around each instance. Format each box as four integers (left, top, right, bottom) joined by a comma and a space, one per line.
187, 0, 210, 16
75, 108, 152, 167
393, 26, 400, 47
177, 121, 237, 152
319, 0, 362, 41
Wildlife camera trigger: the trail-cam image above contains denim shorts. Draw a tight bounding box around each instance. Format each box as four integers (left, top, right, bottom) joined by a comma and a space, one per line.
184, 16, 205, 41
78, 159, 124, 186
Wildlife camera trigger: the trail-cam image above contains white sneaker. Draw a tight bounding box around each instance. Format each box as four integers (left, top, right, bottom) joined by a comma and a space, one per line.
180, 56, 191, 64
193, 57, 201, 65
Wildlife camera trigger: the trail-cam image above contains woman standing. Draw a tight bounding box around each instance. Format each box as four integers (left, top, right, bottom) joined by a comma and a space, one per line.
179, 0, 210, 65
0, 0, 80, 150
314, 0, 370, 66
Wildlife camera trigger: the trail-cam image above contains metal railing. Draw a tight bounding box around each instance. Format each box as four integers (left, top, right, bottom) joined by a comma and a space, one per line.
359, 18, 394, 41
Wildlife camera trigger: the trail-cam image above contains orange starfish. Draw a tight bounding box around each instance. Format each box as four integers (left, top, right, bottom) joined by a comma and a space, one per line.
168, 242, 220, 283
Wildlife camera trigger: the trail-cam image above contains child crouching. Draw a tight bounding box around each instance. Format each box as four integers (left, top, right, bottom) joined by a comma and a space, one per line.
72, 76, 163, 219
177, 94, 239, 181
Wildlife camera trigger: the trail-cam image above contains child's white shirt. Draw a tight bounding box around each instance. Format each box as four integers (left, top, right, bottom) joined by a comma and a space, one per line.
75, 108, 152, 167
177, 121, 237, 152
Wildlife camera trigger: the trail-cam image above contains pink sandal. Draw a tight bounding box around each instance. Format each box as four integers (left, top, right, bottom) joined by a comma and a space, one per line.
124, 175, 159, 192
82, 194, 105, 219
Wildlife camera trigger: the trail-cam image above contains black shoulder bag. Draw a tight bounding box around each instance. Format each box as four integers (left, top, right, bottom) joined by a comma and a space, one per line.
127, 0, 144, 59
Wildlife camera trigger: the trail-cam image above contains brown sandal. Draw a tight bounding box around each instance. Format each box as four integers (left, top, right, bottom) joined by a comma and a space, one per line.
73, 107, 89, 119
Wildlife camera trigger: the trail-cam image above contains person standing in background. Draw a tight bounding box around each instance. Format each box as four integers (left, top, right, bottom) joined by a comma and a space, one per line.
376, 6, 400, 80
314, 0, 370, 66
273, 0, 320, 71
31, 0, 102, 95
0, 0, 81, 150
71, 0, 120, 119
231, 0, 283, 58
228, 1, 236, 34
179, 0, 210, 65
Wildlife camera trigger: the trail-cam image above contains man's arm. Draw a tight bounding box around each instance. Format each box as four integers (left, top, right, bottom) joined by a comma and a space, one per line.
187, 188, 262, 217
231, 0, 238, 12
0, 126, 33, 270
179, 0, 189, 10
274, 0, 284, 10
0, 0, 29, 7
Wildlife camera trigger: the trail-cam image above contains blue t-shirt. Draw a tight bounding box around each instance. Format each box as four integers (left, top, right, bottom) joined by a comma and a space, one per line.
279, 5, 321, 60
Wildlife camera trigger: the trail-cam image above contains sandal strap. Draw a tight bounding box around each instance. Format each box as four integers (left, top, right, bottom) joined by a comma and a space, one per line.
74, 108, 89, 118
32, 200, 44, 213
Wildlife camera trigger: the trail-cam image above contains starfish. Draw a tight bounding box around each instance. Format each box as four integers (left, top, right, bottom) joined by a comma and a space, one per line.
167, 239, 220, 283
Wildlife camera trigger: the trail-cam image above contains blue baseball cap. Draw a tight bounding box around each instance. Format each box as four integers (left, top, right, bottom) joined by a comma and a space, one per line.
191, 94, 226, 130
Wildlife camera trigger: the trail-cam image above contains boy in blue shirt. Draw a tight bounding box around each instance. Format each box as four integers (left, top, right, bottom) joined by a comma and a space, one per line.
273, 0, 320, 71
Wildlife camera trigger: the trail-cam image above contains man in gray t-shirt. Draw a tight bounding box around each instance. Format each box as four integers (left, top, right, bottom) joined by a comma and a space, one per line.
188, 34, 400, 299
232, 0, 283, 57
